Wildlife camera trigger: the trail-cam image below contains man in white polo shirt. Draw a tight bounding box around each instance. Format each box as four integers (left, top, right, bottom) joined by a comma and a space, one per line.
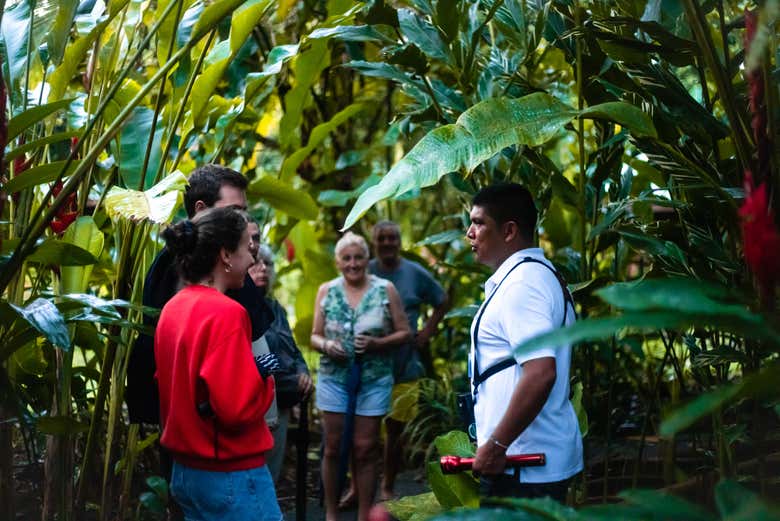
467, 183, 582, 501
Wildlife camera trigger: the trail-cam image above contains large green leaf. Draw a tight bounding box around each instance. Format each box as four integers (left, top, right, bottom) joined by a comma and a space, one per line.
46, 2, 128, 102
433, 430, 475, 458
27, 238, 99, 266
1, 0, 58, 100
10, 297, 71, 349
247, 176, 319, 221
104, 171, 187, 224
47, 18, 107, 101
427, 460, 479, 510
660, 383, 743, 437
4, 160, 80, 193
56, 293, 157, 319
427, 431, 479, 510
46, 0, 79, 66
190, 0, 248, 42
511, 310, 778, 359
111, 107, 163, 190
261, 44, 301, 75
190, 0, 273, 127
60, 217, 104, 294
5, 130, 81, 161
398, 8, 448, 60
595, 279, 756, 322
189, 42, 231, 128
280, 103, 366, 182
342, 93, 575, 229
7, 98, 75, 141
229, 0, 274, 53
342, 94, 657, 228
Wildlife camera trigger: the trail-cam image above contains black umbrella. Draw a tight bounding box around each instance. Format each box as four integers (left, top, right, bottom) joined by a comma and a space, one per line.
336, 356, 362, 498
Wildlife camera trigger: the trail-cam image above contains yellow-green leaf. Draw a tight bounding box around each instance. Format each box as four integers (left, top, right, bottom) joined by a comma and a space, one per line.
60, 217, 105, 294
104, 171, 188, 223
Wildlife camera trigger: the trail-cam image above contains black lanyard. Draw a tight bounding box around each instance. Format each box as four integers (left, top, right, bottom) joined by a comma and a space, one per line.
471, 257, 573, 401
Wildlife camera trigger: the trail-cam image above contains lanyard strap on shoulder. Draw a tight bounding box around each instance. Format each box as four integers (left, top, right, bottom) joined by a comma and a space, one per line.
471, 258, 532, 389
471, 257, 574, 399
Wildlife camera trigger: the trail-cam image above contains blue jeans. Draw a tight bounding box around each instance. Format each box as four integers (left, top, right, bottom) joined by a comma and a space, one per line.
170, 462, 283, 521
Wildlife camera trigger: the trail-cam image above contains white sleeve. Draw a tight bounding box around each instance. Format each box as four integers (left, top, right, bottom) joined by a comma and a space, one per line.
498, 277, 557, 365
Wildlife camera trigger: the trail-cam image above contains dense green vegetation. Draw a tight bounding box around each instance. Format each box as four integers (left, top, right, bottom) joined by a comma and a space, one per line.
0, 0, 778, 519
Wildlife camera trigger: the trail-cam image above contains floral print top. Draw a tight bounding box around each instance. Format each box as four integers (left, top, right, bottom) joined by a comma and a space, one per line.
319, 275, 394, 385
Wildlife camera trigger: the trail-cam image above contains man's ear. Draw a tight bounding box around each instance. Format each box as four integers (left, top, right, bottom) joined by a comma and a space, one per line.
503, 221, 520, 243
193, 200, 208, 214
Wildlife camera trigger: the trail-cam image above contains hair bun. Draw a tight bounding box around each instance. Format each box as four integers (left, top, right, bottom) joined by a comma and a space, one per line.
181, 220, 198, 250
163, 219, 198, 256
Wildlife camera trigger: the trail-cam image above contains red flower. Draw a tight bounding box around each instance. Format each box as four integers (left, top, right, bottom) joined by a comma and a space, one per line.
284, 237, 296, 262
740, 172, 780, 290
49, 180, 79, 235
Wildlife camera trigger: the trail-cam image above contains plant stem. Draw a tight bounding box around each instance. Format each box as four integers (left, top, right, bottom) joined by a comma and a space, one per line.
139, 0, 185, 190
574, 0, 587, 282
154, 29, 218, 185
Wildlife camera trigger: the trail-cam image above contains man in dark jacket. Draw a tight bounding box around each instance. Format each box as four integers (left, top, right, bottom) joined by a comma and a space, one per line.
126, 164, 275, 425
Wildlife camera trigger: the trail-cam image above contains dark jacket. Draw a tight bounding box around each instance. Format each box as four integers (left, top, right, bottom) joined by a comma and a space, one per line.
126, 248, 274, 424
264, 298, 309, 409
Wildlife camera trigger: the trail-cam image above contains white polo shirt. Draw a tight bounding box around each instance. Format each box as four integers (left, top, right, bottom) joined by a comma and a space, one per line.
469, 248, 583, 483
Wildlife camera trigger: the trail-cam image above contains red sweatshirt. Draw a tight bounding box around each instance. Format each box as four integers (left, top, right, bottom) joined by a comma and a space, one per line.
154, 284, 275, 471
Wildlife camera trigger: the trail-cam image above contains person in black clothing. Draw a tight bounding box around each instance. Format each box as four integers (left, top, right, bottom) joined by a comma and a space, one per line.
248, 238, 313, 483
126, 163, 275, 426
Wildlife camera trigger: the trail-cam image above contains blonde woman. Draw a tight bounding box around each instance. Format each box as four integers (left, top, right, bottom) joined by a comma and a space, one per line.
311, 232, 410, 521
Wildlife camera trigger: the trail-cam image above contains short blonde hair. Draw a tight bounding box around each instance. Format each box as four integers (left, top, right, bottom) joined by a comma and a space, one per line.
335, 231, 369, 258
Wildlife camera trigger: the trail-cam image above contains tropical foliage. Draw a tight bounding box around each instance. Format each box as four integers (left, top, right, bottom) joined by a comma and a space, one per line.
0, 0, 778, 519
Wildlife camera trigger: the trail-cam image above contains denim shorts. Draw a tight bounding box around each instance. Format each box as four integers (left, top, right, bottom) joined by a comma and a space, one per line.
170, 462, 283, 521
315, 374, 393, 416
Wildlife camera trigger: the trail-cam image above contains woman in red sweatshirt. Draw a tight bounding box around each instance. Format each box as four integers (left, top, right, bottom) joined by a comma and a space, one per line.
154, 207, 282, 521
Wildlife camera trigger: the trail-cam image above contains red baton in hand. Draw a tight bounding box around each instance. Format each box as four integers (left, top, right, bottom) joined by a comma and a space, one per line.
440, 453, 546, 474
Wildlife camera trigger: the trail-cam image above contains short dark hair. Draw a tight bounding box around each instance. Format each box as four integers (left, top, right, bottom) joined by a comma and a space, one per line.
162, 207, 247, 282
183, 164, 248, 217
372, 220, 400, 240
472, 183, 537, 242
